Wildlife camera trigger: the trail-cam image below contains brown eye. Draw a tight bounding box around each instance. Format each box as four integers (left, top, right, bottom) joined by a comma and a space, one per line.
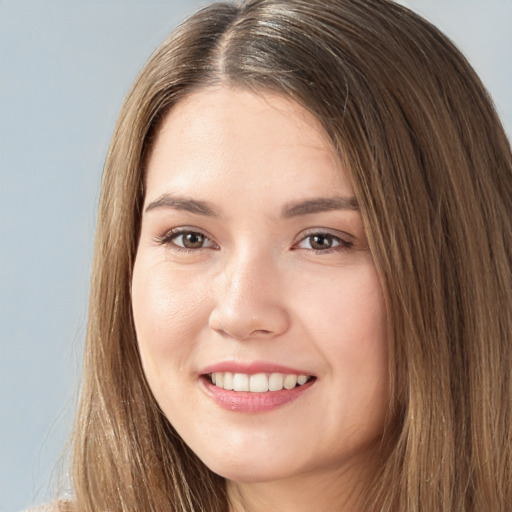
170, 231, 214, 249
182, 232, 205, 248
309, 234, 334, 250
295, 231, 353, 252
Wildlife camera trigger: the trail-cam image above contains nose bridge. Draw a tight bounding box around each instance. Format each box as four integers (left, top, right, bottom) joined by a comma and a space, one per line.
209, 243, 289, 340
228, 244, 270, 300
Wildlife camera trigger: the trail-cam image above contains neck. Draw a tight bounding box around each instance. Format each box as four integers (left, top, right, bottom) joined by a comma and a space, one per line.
226, 459, 376, 512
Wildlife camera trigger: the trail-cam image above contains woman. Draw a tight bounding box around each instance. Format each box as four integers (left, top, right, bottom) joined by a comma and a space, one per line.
59, 0, 512, 510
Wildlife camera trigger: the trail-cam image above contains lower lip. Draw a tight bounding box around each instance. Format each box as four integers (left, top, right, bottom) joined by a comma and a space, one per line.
201, 376, 315, 413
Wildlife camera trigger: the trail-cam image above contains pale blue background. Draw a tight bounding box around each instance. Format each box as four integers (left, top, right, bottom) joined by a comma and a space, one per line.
1, 1, 510, 510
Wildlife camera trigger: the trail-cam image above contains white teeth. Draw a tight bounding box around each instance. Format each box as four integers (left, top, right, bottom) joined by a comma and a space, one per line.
268, 372, 284, 391
297, 375, 308, 385
209, 372, 310, 392
283, 374, 297, 389
233, 373, 249, 391
250, 373, 269, 393
223, 372, 234, 390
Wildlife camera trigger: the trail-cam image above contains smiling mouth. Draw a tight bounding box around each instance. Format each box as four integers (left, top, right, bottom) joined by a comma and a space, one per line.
207, 372, 314, 393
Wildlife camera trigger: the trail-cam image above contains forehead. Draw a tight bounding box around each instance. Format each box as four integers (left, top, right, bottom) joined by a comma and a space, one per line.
144, 87, 352, 206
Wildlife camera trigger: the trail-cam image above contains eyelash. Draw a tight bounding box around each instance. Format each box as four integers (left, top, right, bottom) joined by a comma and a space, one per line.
156, 228, 218, 253
292, 231, 353, 253
155, 228, 353, 254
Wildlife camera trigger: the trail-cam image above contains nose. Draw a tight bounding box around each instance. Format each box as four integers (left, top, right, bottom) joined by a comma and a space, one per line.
208, 249, 290, 340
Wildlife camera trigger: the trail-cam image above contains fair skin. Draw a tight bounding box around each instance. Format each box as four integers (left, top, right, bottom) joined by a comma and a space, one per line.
131, 87, 389, 512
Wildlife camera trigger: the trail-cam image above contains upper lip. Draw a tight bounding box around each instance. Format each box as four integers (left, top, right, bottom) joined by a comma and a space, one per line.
200, 361, 314, 376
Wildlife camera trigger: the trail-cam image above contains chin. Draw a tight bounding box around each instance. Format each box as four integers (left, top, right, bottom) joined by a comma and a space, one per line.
206, 459, 296, 484
189, 441, 298, 483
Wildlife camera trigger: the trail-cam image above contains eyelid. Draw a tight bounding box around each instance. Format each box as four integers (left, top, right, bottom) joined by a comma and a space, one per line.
155, 226, 219, 250
154, 226, 355, 253
292, 228, 354, 251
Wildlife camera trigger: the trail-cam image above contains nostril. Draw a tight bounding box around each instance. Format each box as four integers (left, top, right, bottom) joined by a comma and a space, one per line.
208, 294, 291, 341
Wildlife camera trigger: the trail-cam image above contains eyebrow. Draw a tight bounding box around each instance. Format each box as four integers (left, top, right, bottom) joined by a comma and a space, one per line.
282, 196, 359, 217
144, 194, 219, 217
144, 193, 359, 218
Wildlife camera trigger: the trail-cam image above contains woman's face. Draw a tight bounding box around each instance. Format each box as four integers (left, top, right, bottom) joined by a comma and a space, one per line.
132, 87, 388, 487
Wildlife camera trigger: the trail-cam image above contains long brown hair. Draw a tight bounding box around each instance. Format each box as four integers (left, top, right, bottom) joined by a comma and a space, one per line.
71, 1, 512, 510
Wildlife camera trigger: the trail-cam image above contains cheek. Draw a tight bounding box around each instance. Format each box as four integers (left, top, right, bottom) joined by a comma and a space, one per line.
330, 272, 387, 386
296, 262, 387, 353
294, 263, 388, 422
329, 285, 387, 368
131, 259, 210, 381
